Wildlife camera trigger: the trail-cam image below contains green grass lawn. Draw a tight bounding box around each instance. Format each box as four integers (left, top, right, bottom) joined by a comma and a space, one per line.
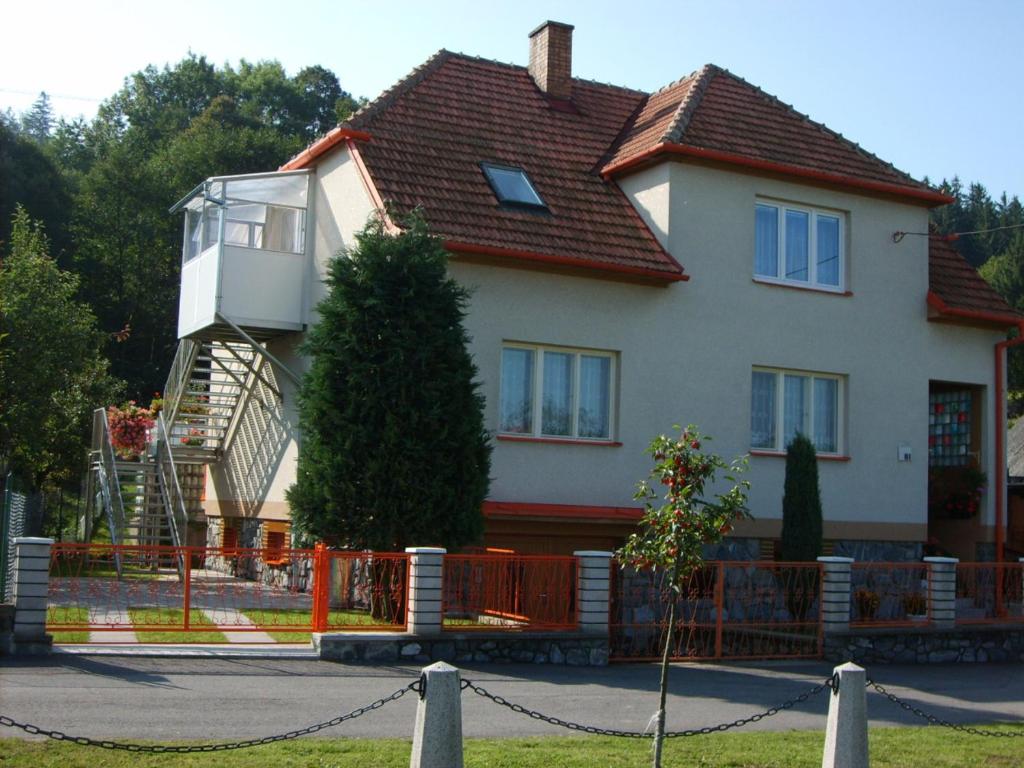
45, 606, 91, 644
51, 560, 169, 581
239, 607, 398, 643
127, 607, 228, 643
2, 727, 1024, 767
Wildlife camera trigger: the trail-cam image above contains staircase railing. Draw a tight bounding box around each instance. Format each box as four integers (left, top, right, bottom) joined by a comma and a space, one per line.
154, 413, 189, 578
91, 408, 126, 576
163, 338, 200, 428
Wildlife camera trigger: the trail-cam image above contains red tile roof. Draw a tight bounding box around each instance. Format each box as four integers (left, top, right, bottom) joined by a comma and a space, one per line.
604, 65, 950, 204
281, 52, 954, 281
928, 236, 1021, 327
341, 52, 685, 282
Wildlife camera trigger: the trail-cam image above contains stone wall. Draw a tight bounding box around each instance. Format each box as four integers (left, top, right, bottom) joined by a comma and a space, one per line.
316, 632, 609, 666
703, 537, 760, 561
831, 540, 923, 561
203, 516, 312, 592
825, 625, 1024, 664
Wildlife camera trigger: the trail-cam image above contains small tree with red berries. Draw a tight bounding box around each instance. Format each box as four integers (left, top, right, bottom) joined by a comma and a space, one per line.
619, 425, 749, 768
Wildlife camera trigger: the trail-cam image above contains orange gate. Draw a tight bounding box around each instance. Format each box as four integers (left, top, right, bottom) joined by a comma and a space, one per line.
47, 543, 408, 642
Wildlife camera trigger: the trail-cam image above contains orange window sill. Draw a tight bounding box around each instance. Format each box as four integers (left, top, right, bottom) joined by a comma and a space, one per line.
749, 449, 851, 462
497, 434, 622, 447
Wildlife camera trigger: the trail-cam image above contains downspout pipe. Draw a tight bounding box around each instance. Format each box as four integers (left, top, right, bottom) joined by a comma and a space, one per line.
994, 322, 1024, 563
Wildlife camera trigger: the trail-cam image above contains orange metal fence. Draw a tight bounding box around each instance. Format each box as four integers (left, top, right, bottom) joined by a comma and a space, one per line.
610, 560, 823, 661
955, 562, 1024, 625
850, 562, 930, 627
47, 543, 408, 641
312, 547, 409, 632
442, 554, 577, 630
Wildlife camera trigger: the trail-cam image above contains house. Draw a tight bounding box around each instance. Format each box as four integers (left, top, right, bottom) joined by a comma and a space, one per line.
162, 21, 1021, 562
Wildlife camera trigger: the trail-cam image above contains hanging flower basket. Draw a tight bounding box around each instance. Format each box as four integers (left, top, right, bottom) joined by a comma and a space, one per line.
107, 401, 155, 460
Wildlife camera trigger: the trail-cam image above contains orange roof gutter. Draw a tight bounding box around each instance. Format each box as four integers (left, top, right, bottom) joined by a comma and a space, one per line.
444, 240, 688, 283
995, 324, 1024, 563
279, 127, 372, 171
602, 143, 955, 206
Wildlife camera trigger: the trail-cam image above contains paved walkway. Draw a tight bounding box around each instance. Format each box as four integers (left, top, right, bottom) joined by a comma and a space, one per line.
1, 656, 1022, 740
199, 608, 276, 643
49, 568, 312, 644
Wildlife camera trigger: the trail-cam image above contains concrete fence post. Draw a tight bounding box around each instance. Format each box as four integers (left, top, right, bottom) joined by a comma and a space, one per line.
13, 537, 53, 653
574, 550, 613, 634
406, 547, 445, 636
410, 661, 463, 768
924, 556, 958, 630
817, 557, 854, 633
822, 661, 868, 768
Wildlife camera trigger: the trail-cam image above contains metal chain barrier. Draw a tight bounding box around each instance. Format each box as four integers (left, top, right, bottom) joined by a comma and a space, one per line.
867, 678, 1024, 738
0, 680, 419, 752
460, 674, 838, 739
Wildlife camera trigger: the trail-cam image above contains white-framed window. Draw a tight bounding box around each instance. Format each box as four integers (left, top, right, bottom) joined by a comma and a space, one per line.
755, 200, 844, 291
750, 367, 843, 454
499, 343, 616, 440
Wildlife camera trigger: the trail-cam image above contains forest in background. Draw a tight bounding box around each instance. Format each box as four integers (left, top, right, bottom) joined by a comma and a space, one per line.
1, 53, 1022, 495
0, 55, 359, 505
1, 55, 360, 402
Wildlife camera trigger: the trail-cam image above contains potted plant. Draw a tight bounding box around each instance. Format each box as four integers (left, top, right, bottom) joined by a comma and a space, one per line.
903, 592, 928, 621
107, 401, 155, 460
928, 465, 986, 519
854, 588, 880, 620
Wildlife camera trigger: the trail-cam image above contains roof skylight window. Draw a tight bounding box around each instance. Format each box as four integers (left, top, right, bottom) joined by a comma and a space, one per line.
481, 163, 547, 210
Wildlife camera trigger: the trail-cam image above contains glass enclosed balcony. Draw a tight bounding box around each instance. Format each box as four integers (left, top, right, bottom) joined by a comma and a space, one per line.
171, 170, 311, 339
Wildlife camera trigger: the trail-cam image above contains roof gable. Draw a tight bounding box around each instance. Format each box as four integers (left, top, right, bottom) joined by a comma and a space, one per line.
605, 66, 949, 204
928, 236, 1021, 328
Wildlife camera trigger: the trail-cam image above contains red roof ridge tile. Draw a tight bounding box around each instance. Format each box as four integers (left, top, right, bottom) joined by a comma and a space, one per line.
689, 66, 933, 193
344, 49, 454, 131
345, 50, 645, 136
660, 64, 719, 145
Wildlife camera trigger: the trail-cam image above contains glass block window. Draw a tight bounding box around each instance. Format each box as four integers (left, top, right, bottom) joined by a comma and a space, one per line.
928, 390, 972, 466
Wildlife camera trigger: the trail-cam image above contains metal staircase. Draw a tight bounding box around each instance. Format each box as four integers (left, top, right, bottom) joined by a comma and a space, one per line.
162, 337, 276, 463
88, 410, 185, 573
86, 319, 301, 576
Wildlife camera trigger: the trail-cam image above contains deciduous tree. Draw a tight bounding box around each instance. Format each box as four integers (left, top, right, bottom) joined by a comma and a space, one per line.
0, 207, 121, 492
619, 426, 748, 767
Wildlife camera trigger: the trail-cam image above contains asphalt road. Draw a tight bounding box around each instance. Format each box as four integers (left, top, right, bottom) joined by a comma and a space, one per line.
1, 653, 1023, 742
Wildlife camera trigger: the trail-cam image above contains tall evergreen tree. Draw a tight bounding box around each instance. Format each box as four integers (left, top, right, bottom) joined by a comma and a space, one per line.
287, 214, 491, 550
20, 92, 53, 144
780, 433, 823, 561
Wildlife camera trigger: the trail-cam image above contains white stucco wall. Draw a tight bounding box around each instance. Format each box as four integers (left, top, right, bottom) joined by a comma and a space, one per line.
206, 153, 1003, 542
205, 145, 377, 520
455, 161, 1002, 539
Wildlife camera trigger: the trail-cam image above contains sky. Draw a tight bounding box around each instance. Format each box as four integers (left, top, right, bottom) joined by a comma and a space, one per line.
2, 0, 1021, 198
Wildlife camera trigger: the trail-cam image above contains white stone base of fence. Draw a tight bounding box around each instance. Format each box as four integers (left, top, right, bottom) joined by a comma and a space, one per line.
10, 537, 53, 655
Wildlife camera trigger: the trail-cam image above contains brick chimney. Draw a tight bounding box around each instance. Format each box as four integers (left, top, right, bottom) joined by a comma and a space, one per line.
528, 21, 574, 101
